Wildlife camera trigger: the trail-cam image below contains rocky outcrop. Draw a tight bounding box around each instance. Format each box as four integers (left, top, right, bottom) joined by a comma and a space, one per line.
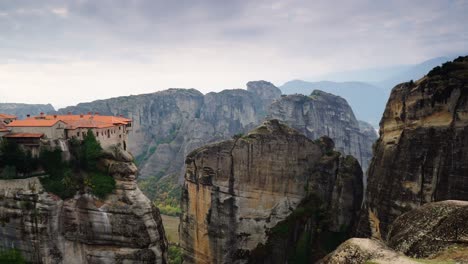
179, 120, 363, 264
387, 200, 468, 259
246, 80, 282, 113
0, 103, 55, 119
321, 200, 468, 264
356, 56, 468, 238
318, 238, 418, 264
0, 149, 168, 263
267, 90, 377, 173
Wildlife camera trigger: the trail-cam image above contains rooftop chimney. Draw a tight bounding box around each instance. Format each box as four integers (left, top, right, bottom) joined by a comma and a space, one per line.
54, 115, 57, 119
95, 112, 99, 115
80, 114, 84, 118
87, 112, 92, 115
26, 114, 30, 118
67, 112, 72, 115
40, 112, 44, 116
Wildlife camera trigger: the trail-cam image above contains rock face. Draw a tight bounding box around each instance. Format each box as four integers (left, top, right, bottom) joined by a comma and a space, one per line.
388, 200, 468, 259
321, 200, 468, 264
179, 120, 363, 264
58, 82, 372, 185
0, 150, 168, 263
58, 85, 273, 181
357, 56, 468, 238
0, 103, 55, 119
268, 90, 377, 174
246, 80, 282, 113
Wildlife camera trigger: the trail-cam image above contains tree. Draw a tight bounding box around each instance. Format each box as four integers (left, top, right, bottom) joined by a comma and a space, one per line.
81, 129, 102, 171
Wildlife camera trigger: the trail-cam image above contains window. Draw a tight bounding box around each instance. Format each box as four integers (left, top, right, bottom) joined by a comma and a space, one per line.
96, 132, 99, 137
77, 132, 79, 137
82, 132, 85, 137
107, 129, 110, 138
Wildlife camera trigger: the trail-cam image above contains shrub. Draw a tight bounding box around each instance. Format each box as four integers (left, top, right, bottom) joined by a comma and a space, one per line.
0, 140, 38, 178
0, 248, 26, 264
168, 245, 182, 264
88, 172, 116, 199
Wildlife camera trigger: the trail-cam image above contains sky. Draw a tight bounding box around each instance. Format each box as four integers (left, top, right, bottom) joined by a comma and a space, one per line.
0, 0, 467, 109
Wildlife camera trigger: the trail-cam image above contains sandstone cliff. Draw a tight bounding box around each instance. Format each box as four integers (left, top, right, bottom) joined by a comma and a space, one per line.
356, 56, 468, 238
179, 120, 363, 264
0, 149, 168, 263
267, 90, 377, 173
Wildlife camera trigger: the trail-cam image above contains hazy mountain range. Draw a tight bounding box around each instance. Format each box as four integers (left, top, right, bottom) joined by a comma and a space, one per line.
280, 56, 458, 126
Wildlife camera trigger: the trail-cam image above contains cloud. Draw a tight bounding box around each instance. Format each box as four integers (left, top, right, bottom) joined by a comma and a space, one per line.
0, 0, 466, 107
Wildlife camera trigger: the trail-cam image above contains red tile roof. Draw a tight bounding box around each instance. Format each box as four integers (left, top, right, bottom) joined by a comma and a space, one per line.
0, 122, 8, 132
31, 114, 131, 129
6, 119, 62, 127
6, 114, 131, 130
4, 133, 44, 138
0, 113, 17, 119
66, 119, 115, 129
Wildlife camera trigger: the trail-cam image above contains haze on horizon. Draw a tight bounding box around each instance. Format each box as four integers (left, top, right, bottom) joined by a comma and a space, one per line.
0, 0, 467, 109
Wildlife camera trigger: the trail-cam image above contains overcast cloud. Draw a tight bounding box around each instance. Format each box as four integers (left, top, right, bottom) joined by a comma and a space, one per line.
0, 0, 467, 108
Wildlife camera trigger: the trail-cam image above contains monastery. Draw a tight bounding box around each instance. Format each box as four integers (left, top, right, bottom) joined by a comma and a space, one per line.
0, 112, 132, 156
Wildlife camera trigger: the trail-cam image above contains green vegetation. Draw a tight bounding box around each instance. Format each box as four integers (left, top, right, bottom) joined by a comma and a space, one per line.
39, 130, 115, 200
87, 172, 116, 199
0, 248, 26, 264
0, 129, 116, 199
0, 140, 38, 178
168, 245, 182, 264
138, 173, 182, 216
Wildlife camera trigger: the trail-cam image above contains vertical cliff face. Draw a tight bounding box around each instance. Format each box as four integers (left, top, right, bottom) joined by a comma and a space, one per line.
58, 84, 275, 181
267, 90, 377, 173
0, 150, 168, 263
357, 56, 468, 238
179, 120, 363, 264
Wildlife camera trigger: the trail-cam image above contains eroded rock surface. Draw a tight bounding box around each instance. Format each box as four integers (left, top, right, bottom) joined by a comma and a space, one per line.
267, 90, 377, 174
0, 150, 168, 264
357, 56, 468, 237
321, 200, 468, 264
388, 200, 468, 259
179, 120, 363, 264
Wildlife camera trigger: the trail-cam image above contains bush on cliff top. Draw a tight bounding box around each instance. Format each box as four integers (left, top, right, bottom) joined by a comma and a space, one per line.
40, 130, 115, 200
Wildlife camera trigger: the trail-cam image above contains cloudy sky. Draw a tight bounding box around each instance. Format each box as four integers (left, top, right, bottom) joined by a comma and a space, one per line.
0, 0, 467, 108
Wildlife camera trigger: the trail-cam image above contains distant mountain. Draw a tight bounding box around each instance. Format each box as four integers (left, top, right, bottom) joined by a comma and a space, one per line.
377, 56, 453, 89
280, 56, 459, 126
0, 103, 55, 119
280, 80, 386, 126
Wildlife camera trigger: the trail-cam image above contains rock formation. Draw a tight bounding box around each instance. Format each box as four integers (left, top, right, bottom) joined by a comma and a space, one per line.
58, 84, 276, 181
179, 120, 363, 263
356, 56, 468, 238
387, 200, 468, 259
321, 200, 468, 264
0, 103, 55, 119
57, 82, 373, 185
267, 90, 377, 173
0, 149, 167, 263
